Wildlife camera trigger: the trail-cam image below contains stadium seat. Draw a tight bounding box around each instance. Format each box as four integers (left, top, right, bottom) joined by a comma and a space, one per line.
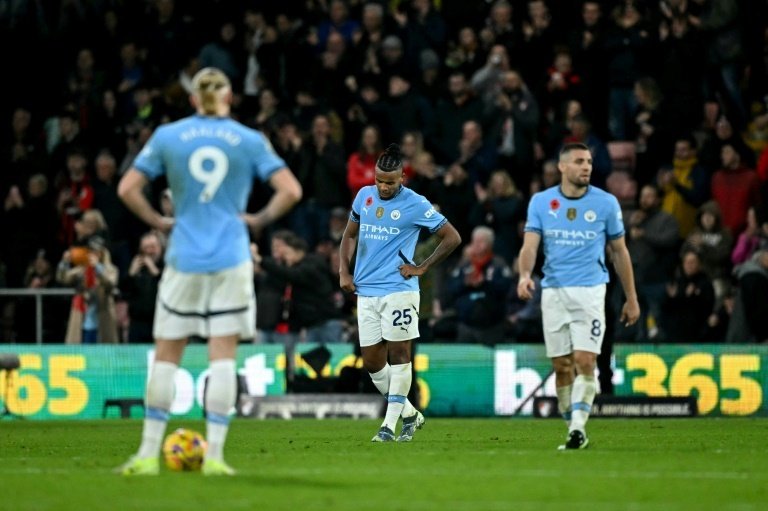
103, 398, 145, 418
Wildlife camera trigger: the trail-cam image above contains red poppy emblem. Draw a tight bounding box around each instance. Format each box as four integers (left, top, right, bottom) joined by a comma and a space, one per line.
365, 196, 374, 207
550, 199, 560, 210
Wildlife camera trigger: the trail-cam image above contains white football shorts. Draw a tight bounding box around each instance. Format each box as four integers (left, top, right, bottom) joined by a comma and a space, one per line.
541, 285, 606, 358
357, 290, 420, 347
153, 260, 255, 340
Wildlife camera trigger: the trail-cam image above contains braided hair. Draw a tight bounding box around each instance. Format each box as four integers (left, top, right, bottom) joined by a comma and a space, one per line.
376, 143, 404, 172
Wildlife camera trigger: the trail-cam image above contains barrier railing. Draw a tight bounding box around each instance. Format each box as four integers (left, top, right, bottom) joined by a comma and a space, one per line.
0, 288, 75, 344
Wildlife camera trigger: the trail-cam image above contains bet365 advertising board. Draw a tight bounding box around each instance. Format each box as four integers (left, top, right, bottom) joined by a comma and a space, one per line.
0, 343, 763, 419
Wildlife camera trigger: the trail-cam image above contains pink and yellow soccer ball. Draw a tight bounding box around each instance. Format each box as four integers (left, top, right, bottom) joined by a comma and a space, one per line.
162, 428, 207, 471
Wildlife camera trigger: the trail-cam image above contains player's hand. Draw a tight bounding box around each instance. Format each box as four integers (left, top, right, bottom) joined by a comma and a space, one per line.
154, 216, 174, 234
242, 212, 267, 238
620, 299, 641, 327
517, 277, 535, 301
399, 263, 424, 279
339, 271, 355, 293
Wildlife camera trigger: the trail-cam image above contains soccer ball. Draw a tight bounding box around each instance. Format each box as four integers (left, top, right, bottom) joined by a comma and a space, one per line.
162, 428, 207, 471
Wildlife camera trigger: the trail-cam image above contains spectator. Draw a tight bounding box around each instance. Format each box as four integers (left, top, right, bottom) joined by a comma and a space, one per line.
469, 170, 525, 264
699, 116, 755, 175
488, 70, 539, 191
121, 231, 164, 343
506, 256, 542, 342
658, 136, 710, 238
726, 249, 768, 343
632, 77, 675, 188
604, 2, 652, 140
452, 120, 496, 186
710, 143, 762, 235
315, 0, 360, 50
56, 236, 119, 344
198, 21, 244, 88
446, 226, 512, 344
730, 206, 768, 265
662, 249, 716, 342
13, 251, 55, 342
680, 200, 733, 303
253, 231, 342, 345
3, 174, 58, 287
624, 184, 680, 340
292, 114, 348, 249
567, 1, 609, 137
56, 148, 95, 247
540, 51, 582, 129
656, 13, 704, 138
383, 74, 434, 144
445, 26, 485, 79
431, 71, 484, 164
689, 0, 747, 129
346, 124, 383, 198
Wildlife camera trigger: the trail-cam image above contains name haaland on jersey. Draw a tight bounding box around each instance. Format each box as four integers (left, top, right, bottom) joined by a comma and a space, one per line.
351, 186, 445, 296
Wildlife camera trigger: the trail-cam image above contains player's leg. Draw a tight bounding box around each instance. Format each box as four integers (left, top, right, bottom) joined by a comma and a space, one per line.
358, 295, 408, 441
570, 350, 597, 437
378, 291, 422, 441
387, 339, 424, 442
552, 355, 575, 427
562, 285, 606, 450
542, 288, 575, 430
202, 334, 239, 476
202, 261, 256, 475
119, 266, 205, 475
117, 337, 186, 475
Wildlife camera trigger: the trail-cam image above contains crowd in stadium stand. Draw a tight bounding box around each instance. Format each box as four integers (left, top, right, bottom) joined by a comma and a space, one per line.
1, 0, 767, 344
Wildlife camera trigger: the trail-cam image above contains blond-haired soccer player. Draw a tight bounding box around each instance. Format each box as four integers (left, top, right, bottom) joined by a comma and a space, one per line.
517, 142, 640, 449
116, 68, 301, 475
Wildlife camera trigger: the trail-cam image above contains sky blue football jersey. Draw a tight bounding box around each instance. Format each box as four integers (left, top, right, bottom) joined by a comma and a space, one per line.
350, 185, 447, 296
132, 115, 285, 272
524, 185, 624, 288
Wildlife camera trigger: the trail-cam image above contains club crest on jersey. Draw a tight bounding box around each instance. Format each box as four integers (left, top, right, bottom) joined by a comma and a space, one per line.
584, 210, 597, 222
567, 208, 577, 221
376, 207, 384, 219
391, 210, 401, 220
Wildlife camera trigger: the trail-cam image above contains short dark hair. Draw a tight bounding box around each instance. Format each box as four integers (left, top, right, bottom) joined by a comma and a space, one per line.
559, 142, 590, 158
376, 143, 403, 172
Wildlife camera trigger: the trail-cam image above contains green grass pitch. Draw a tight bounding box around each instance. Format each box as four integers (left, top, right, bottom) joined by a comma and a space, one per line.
1, 418, 766, 511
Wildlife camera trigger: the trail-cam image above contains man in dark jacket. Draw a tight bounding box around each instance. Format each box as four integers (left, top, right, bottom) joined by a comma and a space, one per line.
446, 226, 512, 344
727, 249, 768, 343
254, 231, 341, 343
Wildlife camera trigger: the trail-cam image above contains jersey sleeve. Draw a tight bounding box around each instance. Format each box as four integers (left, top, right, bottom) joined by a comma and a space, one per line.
606, 194, 625, 239
131, 130, 166, 180
523, 194, 542, 234
412, 197, 447, 233
251, 131, 287, 181
350, 189, 365, 223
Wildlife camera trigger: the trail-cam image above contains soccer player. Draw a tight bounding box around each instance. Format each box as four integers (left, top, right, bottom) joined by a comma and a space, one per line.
115, 67, 302, 475
339, 144, 461, 442
517, 142, 640, 449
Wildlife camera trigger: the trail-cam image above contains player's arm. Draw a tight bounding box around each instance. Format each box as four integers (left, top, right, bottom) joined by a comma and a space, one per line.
339, 218, 360, 293
608, 236, 640, 326
400, 222, 461, 279
516, 231, 541, 301
118, 169, 174, 232
244, 167, 302, 237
